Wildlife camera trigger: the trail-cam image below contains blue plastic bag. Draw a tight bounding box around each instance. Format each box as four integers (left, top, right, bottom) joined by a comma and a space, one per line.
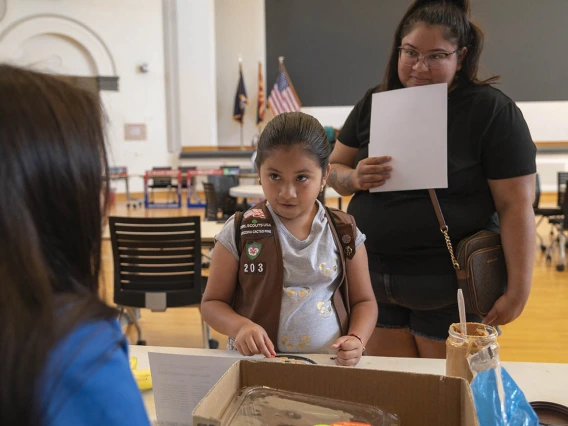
468, 346, 538, 426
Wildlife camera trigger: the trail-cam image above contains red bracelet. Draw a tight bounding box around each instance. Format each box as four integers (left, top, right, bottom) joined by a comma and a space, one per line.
349, 333, 366, 351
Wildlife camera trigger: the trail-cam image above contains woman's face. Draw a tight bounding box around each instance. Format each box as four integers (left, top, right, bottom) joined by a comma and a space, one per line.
398, 23, 465, 88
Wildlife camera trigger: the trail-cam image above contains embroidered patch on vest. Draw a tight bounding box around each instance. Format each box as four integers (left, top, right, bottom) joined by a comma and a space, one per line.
244, 209, 265, 219
246, 242, 262, 260
243, 262, 265, 274
341, 234, 352, 244
240, 222, 272, 237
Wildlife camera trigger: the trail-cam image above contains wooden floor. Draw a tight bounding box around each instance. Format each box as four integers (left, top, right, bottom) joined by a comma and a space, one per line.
100, 195, 568, 363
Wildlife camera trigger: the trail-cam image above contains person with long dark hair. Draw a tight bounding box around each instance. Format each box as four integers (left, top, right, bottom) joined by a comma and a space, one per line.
328, 0, 536, 358
0, 65, 150, 425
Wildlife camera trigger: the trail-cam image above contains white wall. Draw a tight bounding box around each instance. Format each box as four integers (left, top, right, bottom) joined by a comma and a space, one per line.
0, 0, 171, 192
214, 0, 266, 147
303, 102, 568, 144
2, 1, 566, 193
175, 0, 217, 149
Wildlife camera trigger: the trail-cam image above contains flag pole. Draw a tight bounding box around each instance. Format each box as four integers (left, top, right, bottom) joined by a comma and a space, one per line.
238, 56, 245, 150
240, 121, 244, 150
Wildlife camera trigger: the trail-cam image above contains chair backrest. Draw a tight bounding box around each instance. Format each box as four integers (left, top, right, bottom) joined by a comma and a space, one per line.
179, 166, 196, 188
109, 216, 202, 309
151, 166, 173, 188
533, 173, 541, 209
558, 172, 568, 207
207, 175, 239, 216
203, 182, 220, 221
562, 184, 568, 230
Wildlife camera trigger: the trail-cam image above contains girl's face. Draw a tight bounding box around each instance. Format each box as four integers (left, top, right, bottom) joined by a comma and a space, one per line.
398, 23, 465, 88
259, 144, 329, 225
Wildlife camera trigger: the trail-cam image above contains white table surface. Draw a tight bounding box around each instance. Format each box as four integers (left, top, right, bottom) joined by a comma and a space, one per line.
130, 345, 568, 422
199, 220, 224, 244
229, 184, 341, 199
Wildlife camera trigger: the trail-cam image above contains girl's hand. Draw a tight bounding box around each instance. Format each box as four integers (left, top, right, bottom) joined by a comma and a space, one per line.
331, 335, 364, 366
482, 291, 529, 326
234, 322, 277, 358
352, 156, 392, 192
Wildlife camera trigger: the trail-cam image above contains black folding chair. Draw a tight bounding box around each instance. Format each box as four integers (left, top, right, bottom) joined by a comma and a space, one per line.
148, 166, 176, 204
203, 182, 223, 221
534, 173, 562, 252
109, 216, 217, 347
178, 166, 196, 189
206, 175, 246, 218
541, 172, 568, 271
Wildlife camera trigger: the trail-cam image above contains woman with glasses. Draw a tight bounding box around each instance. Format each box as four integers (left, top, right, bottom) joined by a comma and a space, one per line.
328, 0, 536, 358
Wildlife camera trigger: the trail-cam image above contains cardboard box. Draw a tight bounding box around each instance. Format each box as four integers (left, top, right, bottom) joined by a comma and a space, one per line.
193, 360, 479, 426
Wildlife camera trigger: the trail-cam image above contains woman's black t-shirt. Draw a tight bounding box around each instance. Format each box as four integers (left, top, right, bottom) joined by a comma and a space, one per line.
338, 82, 536, 275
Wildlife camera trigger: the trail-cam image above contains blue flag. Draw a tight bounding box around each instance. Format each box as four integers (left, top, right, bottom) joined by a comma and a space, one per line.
233, 66, 248, 123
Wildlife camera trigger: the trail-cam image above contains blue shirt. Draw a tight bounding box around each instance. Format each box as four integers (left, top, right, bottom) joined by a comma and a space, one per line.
40, 318, 150, 426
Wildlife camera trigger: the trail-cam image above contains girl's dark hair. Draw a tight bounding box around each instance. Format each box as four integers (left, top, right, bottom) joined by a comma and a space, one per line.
256, 112, 330, 173
0, 65, 116, 425
380, 0, 499, 92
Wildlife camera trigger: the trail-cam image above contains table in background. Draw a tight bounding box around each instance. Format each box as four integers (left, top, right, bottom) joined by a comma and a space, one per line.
129, 345, 568, 423
108, 167, 143, 208
200, 220, 224, 248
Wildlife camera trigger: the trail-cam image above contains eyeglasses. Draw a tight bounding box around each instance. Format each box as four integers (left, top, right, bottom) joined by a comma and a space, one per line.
398, 47, 458, 70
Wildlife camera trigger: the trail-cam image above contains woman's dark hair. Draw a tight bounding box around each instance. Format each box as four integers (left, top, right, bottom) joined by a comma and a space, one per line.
0, 65, 116, 425
380, 0, 499, 92
256, 112, 331, 173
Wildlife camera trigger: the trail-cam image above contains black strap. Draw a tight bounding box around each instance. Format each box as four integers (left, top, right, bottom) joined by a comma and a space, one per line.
325, 206, 355, 259
428, 189, 460, 271
234, 211, 244, 254
428, 189, 448, 230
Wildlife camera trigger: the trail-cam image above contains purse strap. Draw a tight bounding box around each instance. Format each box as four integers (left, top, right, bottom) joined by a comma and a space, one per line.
428, 189, 461, 271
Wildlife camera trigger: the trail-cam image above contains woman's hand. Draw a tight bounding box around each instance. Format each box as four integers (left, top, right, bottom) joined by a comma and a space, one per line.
351, 156, 392, 191
483, 291, 529, 326
331, 335, 364, 366
234, 322, 277, 358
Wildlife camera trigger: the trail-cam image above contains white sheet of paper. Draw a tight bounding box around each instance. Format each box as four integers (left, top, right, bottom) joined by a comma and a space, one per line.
148, 352, 241, 426
369, 83, 448, 192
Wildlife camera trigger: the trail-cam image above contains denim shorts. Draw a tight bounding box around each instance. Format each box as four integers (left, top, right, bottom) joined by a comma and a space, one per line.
370, 271, 482, 341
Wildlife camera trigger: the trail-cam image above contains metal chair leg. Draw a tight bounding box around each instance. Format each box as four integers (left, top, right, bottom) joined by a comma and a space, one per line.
545, 224, 558, 263
125, 307, 145, 345
201, 315, 210, 349
535, 216, 546, 251
557, 230, 566, 271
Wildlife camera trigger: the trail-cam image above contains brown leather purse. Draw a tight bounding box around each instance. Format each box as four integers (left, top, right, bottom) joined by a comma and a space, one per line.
428, 190, 508, 317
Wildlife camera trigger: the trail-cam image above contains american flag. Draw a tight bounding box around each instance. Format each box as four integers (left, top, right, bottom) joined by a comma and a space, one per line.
268, 69, 301, 115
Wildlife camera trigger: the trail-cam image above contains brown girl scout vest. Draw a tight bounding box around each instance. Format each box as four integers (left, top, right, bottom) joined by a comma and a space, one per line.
232, 200, 356, 345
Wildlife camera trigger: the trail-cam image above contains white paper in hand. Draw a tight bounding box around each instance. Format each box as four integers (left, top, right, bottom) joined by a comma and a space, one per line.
369, 83, 448, 192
